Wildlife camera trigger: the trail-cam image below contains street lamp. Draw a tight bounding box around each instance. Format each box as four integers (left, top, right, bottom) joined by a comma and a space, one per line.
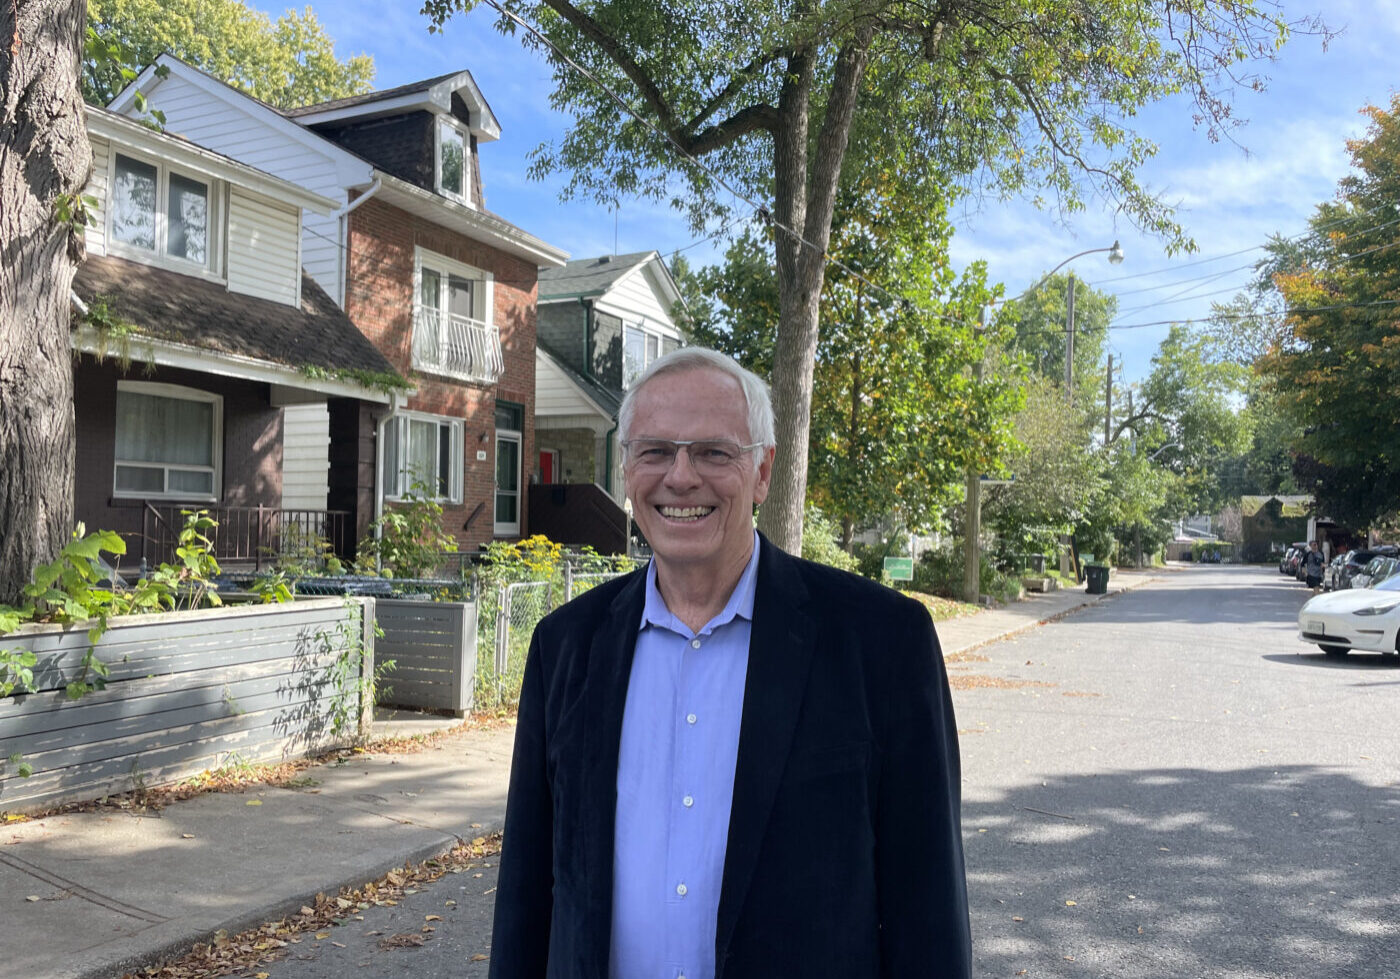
964, 241, 1125, 603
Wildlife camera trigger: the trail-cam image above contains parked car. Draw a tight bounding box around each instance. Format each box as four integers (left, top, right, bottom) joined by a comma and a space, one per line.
1357, 556, 1400, 589
1280, 543, 1307, 574
1337, 549, 1377, 589
1322, 554, 1347, 591
1298, 572, 1400, 656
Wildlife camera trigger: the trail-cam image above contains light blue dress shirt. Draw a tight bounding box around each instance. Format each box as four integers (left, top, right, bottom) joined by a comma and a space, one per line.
609, 532, 760, 979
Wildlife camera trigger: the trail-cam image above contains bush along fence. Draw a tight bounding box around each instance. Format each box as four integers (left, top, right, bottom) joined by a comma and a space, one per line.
0, 597, 375, 814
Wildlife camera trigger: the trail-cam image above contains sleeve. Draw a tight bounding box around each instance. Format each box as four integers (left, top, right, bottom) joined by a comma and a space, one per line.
488, 631, 554, 979
876, 601, 972, 978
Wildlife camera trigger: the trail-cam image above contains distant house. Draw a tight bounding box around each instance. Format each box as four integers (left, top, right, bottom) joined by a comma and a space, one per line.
71, 107, 401, 568
110, 57, 568, 553
531, 251, 684, 551
1238, 494, 1312, 561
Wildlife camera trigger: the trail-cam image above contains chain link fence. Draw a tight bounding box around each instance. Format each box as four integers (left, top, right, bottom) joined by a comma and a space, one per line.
473, 564, 631, 709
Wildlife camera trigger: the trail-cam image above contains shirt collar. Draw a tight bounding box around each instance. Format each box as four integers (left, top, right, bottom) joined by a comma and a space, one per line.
640, 530, 762, 636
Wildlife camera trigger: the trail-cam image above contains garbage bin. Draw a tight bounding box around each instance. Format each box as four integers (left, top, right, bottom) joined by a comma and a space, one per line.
1029, 553, 1047, 574
1085, 564, 1109, 595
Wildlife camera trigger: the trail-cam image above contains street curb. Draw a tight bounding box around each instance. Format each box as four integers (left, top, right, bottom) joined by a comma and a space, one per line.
945, 573, 1159, 657
76, 822, 504, 979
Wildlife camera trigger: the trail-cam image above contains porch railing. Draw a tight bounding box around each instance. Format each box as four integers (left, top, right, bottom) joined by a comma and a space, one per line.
411, 304, 504, 384
138, 503, 352, 571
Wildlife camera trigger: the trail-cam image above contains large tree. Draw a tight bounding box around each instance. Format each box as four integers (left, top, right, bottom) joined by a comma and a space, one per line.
682, 177, 1019, 549
1, 0, 91, 604
1259, 94, 1400, 527
425, 0, 1318, 553
85, 0, 374, 107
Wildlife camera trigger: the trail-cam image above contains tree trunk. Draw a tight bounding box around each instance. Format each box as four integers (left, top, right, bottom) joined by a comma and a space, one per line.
756, 30, 873, 554
0, 0, 89, 604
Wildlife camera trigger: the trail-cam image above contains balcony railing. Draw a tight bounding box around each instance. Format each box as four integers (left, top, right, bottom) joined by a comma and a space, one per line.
412, 304, 504, 384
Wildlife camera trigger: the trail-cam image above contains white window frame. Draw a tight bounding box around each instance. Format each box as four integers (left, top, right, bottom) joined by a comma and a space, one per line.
105, 149, 222, 277
413, 247, 494, 325
494, 427, 522, 537
623, 322, 665, 387
113, 381, 223, 502
434, 117, 473, 207
382, 410, 464, 504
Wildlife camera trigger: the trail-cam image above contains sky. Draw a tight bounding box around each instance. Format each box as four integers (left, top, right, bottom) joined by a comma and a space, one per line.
261, 0, 1400, 384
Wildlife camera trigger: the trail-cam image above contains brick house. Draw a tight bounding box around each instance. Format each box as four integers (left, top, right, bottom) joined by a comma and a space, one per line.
111, 58, 568, 553
70, 107, 401, 568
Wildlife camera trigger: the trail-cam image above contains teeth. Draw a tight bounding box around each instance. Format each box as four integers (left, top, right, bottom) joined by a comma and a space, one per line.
659, 506, 714, 519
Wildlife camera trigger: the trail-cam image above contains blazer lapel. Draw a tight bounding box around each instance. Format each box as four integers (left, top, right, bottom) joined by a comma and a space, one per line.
579, 567, 647, 979
715, 537, 814, 966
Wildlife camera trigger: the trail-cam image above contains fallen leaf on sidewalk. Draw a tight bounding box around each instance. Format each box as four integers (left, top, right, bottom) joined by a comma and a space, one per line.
379, 932, 425, 950
1065, 900, 1077, 906
314, 931, 330, 940
25, 895, 40, 902
425, 914, 442, 921
472, 954, 489, 961
181, 833, 195, 839
245, 800, 262, 807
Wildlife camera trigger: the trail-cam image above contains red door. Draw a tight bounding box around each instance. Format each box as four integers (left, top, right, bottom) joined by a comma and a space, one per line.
539, 449, 558, 484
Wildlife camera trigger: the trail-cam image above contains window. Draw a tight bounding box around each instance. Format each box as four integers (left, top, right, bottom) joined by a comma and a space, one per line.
412, 248, 500, 382
623, 324, 663, 386
382, 413, 463, 503
436, 118, 469, 204
113, 382, 222, 500
110, 153, 212, 268
494, 402, 523, 536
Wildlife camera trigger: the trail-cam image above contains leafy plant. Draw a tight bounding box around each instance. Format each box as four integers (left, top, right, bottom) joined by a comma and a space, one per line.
321, 601, 392, 741
0, 648, 37, 698
800, 504, 858, 573
356, 481, 458, 578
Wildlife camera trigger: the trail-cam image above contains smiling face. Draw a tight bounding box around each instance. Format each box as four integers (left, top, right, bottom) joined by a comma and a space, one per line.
624, 367, 774, 583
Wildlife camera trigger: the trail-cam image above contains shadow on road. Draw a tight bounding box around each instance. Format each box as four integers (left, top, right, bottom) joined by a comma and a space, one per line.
1262, 652, 1400, 672
967, 764, 1400, 979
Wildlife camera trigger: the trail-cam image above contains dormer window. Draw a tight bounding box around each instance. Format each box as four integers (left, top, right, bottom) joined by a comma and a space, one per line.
110, 152, 215, 270
436, 118, 470, 204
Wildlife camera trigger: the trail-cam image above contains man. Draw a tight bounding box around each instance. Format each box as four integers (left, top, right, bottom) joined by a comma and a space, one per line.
490, 348, 970, 979
1305, 540, 1326, 593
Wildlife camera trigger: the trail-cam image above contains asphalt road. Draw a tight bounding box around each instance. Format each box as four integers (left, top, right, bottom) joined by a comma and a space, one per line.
955, 564, 1399, 979
261, 565, 1399, 978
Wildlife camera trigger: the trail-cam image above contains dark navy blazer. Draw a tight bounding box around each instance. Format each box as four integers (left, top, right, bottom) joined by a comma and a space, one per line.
489, 534, 971, 979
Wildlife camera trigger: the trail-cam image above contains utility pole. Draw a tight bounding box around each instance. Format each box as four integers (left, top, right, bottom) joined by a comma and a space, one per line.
1064, 273, 1076, 403
1105, 354, 1113, 445
964, 305, 989, 604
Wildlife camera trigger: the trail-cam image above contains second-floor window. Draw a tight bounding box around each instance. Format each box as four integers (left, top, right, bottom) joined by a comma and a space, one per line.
110, 152, 214, 270
436, 118, 469, 204
623, 324, 662, 386
413, 248, 501, 383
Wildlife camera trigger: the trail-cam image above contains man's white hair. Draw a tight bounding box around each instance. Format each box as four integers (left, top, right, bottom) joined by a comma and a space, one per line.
618, 347, 775, 449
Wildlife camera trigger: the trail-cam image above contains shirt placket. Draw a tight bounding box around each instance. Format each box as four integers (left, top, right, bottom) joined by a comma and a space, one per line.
663, 627, 707, 979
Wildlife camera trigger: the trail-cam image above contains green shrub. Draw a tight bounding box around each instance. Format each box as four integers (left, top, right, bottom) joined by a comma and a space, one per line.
801, 504, 858, 573
356, 481, 458, 578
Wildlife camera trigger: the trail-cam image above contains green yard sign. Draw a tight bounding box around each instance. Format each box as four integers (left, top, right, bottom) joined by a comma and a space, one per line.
883, 556, 914, 581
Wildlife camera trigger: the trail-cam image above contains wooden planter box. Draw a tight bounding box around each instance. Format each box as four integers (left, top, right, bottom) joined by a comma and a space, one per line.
375, 599, 477, 717
0, 598, 374, 814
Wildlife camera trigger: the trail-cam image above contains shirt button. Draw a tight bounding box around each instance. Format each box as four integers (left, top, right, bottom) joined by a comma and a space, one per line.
686, 713, 697, 725
690, 638, 701, 649
676, 882, 688, 896
682, 795, 694, 807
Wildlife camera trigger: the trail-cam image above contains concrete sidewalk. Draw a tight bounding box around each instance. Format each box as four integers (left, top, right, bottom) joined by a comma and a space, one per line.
0, 570, 1157, 979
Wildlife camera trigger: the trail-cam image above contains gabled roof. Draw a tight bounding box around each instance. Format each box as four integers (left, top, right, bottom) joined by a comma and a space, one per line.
86, 105, 338, 215
538, 250, 666, 301
1241, 494, 1313, 518
72, 254, 401, 401
286, 68, 501, 143
537, 343, 622, 418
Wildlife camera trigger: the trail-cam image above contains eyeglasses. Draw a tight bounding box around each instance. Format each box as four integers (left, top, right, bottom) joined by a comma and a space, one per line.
621, 438, 763, 474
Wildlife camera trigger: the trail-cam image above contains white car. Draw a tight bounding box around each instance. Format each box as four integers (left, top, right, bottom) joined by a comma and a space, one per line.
1298, 573, 1400, 657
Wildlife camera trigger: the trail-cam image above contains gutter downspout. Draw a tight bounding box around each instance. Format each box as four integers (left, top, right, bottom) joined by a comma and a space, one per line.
372, 388, 403, 572
332, 178, 383, 308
